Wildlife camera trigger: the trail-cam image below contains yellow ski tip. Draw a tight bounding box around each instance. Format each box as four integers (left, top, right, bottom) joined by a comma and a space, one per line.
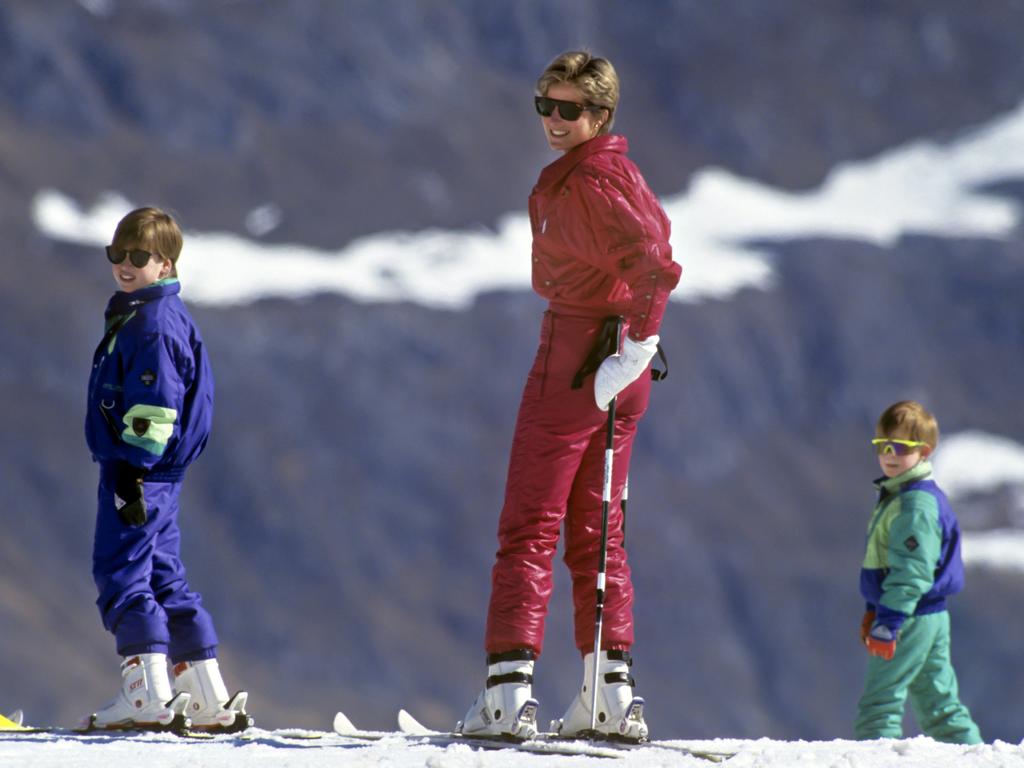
0, 712, 29, 731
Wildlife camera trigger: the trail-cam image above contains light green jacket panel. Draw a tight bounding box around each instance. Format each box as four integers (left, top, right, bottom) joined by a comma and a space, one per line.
877, 490, 942, 616
862, 462, 942, 617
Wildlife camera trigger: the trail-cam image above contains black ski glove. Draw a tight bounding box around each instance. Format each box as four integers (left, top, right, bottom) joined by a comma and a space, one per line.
114, 465, 147, 527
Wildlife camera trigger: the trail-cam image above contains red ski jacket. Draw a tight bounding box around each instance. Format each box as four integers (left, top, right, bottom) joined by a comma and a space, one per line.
528, 134, 681, 341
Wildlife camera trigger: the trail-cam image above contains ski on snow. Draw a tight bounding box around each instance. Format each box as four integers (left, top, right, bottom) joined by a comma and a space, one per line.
397, 708, 736, 762
0, 721, 216, 740
333, 709, 622, 758
0, 711, 27, 731
0, 697, 254, 740
7, 705, 733, 760
332, 709, 735, 762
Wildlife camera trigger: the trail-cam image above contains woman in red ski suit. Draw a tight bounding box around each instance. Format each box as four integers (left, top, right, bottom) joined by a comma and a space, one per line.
459, 51, 681, 742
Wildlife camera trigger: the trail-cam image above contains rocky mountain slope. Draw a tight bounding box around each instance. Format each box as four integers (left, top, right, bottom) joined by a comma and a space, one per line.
2, 0, 1023, 741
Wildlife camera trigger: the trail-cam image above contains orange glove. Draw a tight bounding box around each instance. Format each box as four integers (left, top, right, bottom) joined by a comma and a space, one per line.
860, 610, 875, 645
865, 623, 897, 660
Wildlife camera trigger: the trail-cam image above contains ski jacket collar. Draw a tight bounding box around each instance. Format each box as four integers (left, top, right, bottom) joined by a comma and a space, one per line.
106, 278, 181, 317
535, 134, 629, 193
873, 460, 934, 496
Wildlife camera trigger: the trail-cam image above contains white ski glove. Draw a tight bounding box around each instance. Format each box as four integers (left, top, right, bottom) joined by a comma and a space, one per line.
594, 335, 659, 411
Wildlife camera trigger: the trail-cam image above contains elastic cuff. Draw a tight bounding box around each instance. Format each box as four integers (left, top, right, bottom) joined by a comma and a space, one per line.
170, 645, 218, 664
118, 642, 169, 656
875, 605, 907, 632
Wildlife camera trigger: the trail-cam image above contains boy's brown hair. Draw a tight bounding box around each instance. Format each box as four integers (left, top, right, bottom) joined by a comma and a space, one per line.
536, 50, 619, 135
876, 400, 940, 449
112, 207, 183, 277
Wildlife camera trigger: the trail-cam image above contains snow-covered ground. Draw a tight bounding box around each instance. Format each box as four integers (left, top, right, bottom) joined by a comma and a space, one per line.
2, 727, 1024, 768
32, 98, 1024, 309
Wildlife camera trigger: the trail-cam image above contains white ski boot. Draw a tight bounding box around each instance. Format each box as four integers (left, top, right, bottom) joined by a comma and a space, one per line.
551, 650, 648, 742
173, 659, 251, 732
457, 649, 539, 739
86, 653, 190, 730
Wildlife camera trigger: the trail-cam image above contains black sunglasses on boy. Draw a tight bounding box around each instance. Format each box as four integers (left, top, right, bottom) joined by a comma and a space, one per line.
105, 245, 161, 269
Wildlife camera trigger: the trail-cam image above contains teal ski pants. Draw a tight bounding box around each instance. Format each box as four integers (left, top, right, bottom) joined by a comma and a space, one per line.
855, 610, 981, 744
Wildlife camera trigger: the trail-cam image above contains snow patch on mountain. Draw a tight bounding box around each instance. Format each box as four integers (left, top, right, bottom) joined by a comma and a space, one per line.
934, 431, 1024, 572
32, 99, 1024, 309
934, 431, 1024, 501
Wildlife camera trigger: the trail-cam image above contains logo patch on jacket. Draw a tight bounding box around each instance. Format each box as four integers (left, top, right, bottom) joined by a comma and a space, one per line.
140, 370, 156, 386
132, 418, 151, 437
904, 536, 919, 552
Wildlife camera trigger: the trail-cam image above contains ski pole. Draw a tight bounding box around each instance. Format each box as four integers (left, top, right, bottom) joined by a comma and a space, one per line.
589, 316, 623, 732
621, 475, 628, 548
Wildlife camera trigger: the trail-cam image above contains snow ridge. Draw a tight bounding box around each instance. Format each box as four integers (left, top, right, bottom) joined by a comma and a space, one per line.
32, 99, 1024, 309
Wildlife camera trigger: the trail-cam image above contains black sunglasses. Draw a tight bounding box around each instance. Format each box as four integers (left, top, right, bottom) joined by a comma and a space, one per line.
534, 95, 604, 121
106, 245, 161, 268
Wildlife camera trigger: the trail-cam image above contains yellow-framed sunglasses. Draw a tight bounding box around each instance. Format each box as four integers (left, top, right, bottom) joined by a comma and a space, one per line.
871, 438, 928, 456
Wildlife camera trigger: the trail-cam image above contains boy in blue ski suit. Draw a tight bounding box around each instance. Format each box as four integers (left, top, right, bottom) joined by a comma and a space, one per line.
855, 400, 980, 743
84, 207, 247, 731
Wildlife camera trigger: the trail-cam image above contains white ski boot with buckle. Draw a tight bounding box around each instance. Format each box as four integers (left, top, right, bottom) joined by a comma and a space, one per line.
85, 653, 190, 730
173, 659, 251, 732
457, 649, 539, 739
551, 650, 648, 742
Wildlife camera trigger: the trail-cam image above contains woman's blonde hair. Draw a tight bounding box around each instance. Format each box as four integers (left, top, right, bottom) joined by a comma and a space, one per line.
876, 400, 940, 449
536, 50, 619, 134
112, 207, 183, 277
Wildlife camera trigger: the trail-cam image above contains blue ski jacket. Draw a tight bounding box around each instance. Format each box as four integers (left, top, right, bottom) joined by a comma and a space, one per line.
859, 461, 965, 633
85, 279, 213, 482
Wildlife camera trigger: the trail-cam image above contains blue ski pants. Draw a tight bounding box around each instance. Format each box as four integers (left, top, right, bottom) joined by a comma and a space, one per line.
92, 465, 218, 662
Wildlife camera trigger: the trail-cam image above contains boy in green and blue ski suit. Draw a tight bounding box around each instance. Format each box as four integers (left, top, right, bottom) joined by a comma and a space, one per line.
855, 400, 981, 744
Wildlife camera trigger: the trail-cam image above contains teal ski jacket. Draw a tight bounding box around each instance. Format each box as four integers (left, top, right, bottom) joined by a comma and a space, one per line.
859, 461, 966, 633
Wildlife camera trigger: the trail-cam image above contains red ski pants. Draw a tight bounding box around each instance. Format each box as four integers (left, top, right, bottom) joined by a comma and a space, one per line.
485, 310, 651, 657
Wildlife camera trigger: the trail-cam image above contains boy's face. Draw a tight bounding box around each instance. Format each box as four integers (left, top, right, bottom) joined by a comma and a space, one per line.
110, 242, 172, 293
875, 435, 932, 478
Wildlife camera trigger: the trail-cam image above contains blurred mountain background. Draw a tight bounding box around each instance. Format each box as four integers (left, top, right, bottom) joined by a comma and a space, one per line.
2, 0, 1024, 741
